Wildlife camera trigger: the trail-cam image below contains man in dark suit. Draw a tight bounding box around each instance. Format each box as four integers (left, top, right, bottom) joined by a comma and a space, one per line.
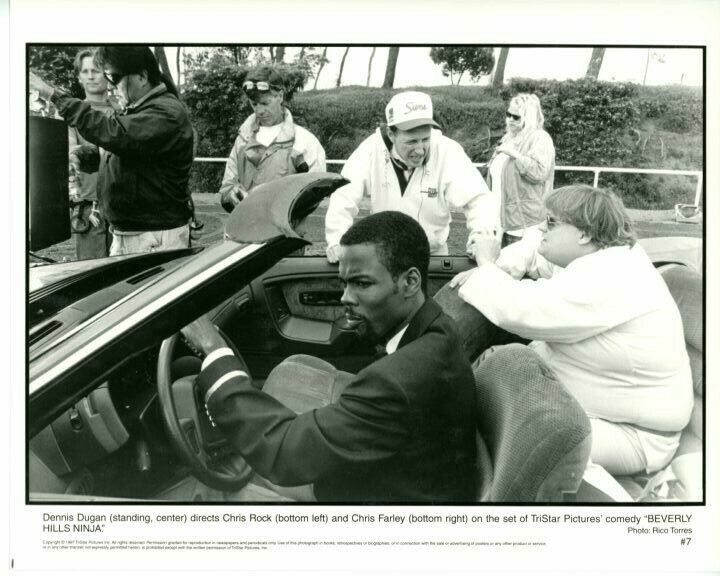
182, 211, 477, 502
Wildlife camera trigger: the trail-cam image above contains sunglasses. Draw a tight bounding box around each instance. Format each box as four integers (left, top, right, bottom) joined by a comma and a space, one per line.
506, 111, 521, 121
242, 80, 281, 92
546, 215, 563, 230
103, 71, 126, 86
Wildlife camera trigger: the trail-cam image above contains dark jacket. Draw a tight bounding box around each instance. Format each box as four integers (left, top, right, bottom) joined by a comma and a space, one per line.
53, 85, 194, 231
198, 298, 477, 503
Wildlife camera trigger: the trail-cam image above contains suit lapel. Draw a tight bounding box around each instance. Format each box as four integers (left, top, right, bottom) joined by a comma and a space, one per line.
397, 299, 442, 351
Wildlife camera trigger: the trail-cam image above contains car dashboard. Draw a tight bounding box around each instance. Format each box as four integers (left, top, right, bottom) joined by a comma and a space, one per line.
29, 345, 188, 500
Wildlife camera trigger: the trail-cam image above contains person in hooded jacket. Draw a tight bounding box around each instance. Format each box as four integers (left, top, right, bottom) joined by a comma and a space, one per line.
487, 93, 555, 249
218, 66, 326, 213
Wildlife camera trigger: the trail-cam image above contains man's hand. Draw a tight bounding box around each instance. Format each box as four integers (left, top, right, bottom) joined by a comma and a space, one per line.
448, 268, 476, 289
29, 71, 55, 101
181, 315, 226, 357
326, 244, 343, 264
469, 229, 500, 266
69, 152, 81, 174
220, 186, 247, 213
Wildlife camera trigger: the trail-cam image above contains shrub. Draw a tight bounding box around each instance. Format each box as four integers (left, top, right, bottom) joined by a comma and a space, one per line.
291, 85, 506, 162
28, 45, 86, 98
181, 74, 701, 207
502, 78, 640, 167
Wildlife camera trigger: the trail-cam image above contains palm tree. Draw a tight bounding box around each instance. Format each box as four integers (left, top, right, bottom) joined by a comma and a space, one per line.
585, 47, 606, 80
382, 47, 400, 89
366, 47, 376, 87
492, 47, 509, 90
336, 47, 350, 87
313, 47, 329, 90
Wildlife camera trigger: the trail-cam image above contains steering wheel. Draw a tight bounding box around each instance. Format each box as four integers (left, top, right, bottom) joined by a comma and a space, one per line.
157, 331, 254, 492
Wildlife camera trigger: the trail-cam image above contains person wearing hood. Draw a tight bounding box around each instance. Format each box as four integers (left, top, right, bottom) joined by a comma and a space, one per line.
488, 92, 555, 249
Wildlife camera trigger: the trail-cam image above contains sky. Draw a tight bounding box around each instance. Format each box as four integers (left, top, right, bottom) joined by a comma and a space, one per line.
165, 46, 703, 90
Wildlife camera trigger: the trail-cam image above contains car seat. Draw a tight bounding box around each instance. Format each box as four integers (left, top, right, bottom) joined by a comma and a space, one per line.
452, 262, 702, 503
472, 344, 592, 502
614, 264, 703, 501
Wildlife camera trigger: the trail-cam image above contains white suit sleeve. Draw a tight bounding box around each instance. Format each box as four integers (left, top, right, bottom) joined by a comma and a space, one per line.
324, 141, 370, 248
495, 228, 555, 280
457, 263, 634, 344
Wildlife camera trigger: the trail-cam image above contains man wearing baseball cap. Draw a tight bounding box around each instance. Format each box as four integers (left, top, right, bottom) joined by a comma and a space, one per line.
325, 90, 499, 262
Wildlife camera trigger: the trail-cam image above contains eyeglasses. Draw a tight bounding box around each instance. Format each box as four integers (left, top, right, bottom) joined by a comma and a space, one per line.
242, 80, 281, 92
506, 111, 521, 121
546, 215, 563, 230
103, 71, 126, 86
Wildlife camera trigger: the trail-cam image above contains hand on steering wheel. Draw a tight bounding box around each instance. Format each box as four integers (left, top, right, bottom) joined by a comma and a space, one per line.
157, 317, 253, 492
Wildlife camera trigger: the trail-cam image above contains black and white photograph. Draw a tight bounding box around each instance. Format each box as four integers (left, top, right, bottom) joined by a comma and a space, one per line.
7, 1, 720, 574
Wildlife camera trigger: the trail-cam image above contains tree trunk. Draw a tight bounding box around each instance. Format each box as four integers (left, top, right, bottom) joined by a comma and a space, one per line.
153, 46, 177, 92
313, 47, 328, 90
366, 47, 376, 87
176, 47, 182, 86
585, 47, 606, 80
492, 47, 509, 90
382, 47, 399, 89
299, 47, 306, 61
642, 49, 651, 86
274, 46, 286, 63
336, 47, 350, 87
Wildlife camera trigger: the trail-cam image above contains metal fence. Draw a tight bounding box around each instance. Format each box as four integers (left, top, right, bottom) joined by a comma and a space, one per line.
194, 158, 704, 207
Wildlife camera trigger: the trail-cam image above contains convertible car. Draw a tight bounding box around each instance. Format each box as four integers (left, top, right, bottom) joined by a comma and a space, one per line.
27, 173, 704, 503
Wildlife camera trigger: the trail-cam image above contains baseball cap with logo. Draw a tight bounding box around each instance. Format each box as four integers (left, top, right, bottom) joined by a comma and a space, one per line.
385, 91, 440, 131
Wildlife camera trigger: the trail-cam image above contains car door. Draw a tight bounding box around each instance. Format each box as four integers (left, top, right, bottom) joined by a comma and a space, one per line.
219, 254, 476, 379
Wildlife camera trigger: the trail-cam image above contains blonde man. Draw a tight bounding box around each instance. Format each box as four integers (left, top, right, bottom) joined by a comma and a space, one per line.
67, 48, 113, 260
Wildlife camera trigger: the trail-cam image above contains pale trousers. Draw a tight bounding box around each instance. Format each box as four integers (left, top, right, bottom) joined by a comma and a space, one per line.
589, 418, 679, 476
110, 223, 190, 256
589, 418, 647, 476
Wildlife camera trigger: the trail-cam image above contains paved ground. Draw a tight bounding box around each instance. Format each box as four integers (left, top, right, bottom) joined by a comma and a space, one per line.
32, 193, 704, 264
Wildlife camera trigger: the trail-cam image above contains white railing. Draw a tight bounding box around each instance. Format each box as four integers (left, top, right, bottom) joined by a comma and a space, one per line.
550, 166, 703, 207
194, 158, 704, 207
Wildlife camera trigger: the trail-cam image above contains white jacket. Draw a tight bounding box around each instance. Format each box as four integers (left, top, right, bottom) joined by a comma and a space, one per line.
325, 128, 499, 254
459, 240, 693, 435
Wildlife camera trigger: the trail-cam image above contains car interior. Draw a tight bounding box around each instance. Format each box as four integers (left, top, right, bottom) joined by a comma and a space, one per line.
27, 173, 704, 504
28, 252, 703, 504
28, 250, 480, 502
